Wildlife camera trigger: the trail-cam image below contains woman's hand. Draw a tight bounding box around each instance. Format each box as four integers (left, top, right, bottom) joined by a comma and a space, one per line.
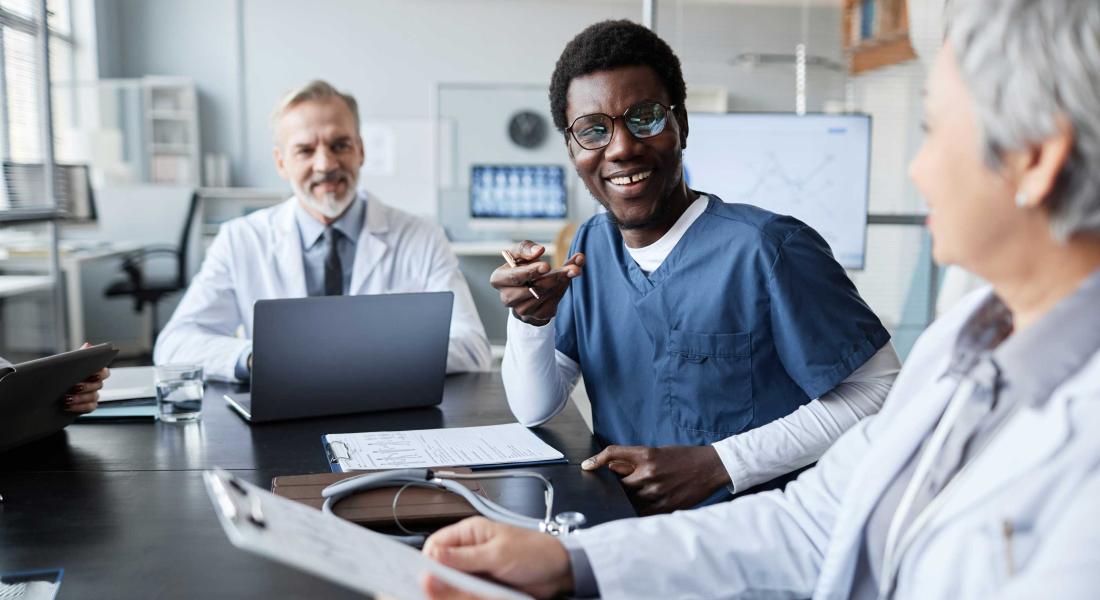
422, 517, 574, 599
63, 343, 111, 414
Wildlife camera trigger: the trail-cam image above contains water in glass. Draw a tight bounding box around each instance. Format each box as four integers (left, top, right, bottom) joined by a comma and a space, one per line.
156, 378, 203, 422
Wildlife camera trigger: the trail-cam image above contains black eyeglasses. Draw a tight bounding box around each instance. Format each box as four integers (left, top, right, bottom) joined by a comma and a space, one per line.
566, 101, 677, 150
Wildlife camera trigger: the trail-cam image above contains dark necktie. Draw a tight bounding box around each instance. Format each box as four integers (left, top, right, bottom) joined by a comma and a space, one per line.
323, 227, 343, 296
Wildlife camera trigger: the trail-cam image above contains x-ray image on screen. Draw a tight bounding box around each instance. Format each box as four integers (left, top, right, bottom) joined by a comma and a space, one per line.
470, 165, 567, 220
683, 113, 872, 269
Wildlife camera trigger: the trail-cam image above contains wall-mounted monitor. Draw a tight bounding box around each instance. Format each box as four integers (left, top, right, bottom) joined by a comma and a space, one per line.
469, 164, 567, 230
683, 113, 872, 269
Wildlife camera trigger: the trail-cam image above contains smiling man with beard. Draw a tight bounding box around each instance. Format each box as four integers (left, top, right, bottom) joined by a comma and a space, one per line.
494, 21, 900, 514
154, 80, 491, 381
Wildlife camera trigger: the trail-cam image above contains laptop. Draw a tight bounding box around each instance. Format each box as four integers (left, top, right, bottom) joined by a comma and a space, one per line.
224, 292, 453, 423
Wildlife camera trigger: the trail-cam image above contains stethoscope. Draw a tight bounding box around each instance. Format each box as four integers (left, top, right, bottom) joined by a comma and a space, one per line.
321, 468, 587, 547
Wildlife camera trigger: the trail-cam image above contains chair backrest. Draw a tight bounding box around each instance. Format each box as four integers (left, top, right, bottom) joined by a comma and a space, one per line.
175, 191, 201, 288
553, 222, 579, 268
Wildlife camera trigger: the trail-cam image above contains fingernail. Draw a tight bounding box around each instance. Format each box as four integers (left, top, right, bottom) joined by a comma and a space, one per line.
76, 384, 84, 392
582, 458, 595, 469
64, 396, 74, 405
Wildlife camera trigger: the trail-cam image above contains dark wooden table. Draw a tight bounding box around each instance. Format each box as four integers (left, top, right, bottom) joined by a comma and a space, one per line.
0, 372, 635, 599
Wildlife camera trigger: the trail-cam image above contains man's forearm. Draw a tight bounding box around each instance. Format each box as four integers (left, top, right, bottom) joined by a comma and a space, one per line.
154, 323, 251, 382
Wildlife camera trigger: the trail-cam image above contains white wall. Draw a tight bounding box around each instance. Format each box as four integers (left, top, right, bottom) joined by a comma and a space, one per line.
95, 0, 845, 194
97, 0, 243, 182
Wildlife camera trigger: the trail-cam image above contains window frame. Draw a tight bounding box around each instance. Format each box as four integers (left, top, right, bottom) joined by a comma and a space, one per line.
0, 0, 74, 161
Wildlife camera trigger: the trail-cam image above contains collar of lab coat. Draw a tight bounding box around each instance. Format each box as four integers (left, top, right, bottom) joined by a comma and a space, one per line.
272, 191, 390, 296
818, 287, 1100, 593
921, 271, 1100, 525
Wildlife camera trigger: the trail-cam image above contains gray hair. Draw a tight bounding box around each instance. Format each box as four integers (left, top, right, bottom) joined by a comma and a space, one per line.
270, 79, 360, 139
947, 0, 1100, 240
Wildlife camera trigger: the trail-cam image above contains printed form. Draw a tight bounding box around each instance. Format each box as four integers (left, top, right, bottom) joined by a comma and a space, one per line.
325, 423, 565, 471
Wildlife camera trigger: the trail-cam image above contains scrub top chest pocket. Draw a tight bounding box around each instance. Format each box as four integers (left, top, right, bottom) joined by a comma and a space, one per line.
666, 329, 753, 437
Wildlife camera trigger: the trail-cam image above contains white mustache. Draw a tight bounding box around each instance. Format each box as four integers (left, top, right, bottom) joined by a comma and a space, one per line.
309, 172, 349, 187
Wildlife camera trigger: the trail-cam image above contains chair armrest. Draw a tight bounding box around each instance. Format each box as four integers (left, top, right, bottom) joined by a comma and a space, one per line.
119, 246, 179, 268
121, 245, 178, 260
116, 245, 183, 287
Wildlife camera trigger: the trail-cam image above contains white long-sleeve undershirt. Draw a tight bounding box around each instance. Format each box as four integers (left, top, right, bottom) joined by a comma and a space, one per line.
502, 316, 899, 492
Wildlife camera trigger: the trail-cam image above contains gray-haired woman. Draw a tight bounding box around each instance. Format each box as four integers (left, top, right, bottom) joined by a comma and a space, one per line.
417, 0, 1100, 598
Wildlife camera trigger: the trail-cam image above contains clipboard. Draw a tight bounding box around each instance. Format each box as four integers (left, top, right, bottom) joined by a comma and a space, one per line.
321, 424, 568, 473
0, 343, 118, 453
204, 468, 531, 600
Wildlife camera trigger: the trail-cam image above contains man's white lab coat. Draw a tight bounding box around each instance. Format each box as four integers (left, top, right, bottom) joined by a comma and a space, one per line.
154, 194, 491, 380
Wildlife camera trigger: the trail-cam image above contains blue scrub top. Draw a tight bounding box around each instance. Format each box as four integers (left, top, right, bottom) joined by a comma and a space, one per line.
556, 195, 889, 452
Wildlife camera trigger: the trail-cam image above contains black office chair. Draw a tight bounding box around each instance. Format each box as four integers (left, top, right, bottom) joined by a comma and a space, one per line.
105, 191, 201, 352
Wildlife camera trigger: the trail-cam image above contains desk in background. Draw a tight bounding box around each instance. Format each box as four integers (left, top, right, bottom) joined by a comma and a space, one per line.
0, 372, 634, 598
0, 274, 52, 297
0, 241, 146, 354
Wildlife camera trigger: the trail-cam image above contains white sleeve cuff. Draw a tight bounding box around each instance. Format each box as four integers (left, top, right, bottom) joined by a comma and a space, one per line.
712, 438, 750, 494
507, 311, 557, 338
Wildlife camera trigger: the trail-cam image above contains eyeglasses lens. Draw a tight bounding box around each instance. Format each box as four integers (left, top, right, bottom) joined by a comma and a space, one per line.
624, 103, 667, 139
570, 102, 669, 150
572, 115, 613, 150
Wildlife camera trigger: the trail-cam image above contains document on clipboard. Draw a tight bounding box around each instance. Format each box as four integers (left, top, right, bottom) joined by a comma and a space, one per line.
203, 468, 530, 600
322, 423, 567, 472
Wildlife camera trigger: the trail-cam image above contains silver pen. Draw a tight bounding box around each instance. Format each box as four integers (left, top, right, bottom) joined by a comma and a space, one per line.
501, 249, 540, 299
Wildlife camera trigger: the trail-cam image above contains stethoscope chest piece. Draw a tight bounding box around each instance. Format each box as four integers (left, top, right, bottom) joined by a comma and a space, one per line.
543, 511, 587, 536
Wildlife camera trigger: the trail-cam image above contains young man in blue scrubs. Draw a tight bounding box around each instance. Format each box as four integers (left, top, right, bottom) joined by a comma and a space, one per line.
496, 20, 900, 515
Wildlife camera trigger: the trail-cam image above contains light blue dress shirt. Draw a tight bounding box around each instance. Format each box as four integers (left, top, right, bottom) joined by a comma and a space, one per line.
292, 196, 364, 297
233, 196, 367, 379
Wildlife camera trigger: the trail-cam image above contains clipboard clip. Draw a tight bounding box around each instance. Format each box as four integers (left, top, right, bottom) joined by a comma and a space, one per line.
205, 469, 266, 528
325, 440, 352, 464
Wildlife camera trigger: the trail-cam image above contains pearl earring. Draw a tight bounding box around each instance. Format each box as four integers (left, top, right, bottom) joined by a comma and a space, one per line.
1014, 191, 1029, 208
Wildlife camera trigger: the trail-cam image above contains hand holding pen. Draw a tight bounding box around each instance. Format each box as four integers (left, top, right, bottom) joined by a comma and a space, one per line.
492, 241, 584, 326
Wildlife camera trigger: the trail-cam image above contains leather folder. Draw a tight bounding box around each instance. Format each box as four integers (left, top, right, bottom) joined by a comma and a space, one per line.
271, 468, 485, 527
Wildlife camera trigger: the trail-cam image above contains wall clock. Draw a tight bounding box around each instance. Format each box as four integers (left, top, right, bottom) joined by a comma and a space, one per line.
507, 110, 548, 149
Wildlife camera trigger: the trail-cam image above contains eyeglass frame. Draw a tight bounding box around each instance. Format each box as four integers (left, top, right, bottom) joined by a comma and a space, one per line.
564, 100, 680, 150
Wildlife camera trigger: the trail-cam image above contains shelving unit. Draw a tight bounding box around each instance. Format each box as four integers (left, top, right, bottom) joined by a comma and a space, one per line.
842, 0, 917, 74
142, 77, 200, 185
0, 208, 67, 358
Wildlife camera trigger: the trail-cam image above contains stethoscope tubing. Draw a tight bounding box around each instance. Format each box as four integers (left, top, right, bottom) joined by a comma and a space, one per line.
320, 468, 557, 546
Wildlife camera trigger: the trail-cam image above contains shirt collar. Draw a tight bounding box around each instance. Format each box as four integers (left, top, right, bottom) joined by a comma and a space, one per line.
293, 192, 366, 250
993, 267, 1100, 405
947, 268, 1100, 406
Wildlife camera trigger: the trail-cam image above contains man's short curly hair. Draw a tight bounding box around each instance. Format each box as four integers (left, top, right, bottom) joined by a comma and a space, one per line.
549, 20, 687, 132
